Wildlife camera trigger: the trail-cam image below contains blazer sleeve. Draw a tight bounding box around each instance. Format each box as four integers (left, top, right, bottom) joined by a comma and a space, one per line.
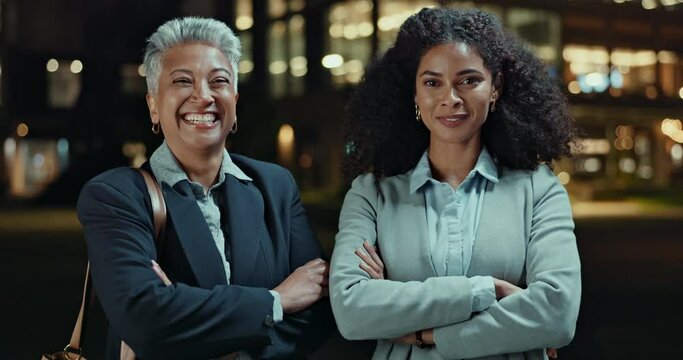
330, 174, 477, 340
78, 172, 276, 359
255, 169, 335, 359
432, 166, 582, 359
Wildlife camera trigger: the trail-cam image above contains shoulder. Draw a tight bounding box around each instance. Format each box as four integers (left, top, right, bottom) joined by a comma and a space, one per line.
498, 164, 557, 186
77, 167, 150, 222
230, 153, 290, 180
500, 164, 568, 205
229, 153, 296, 196
347, 171, 412, 203
84, 167, 145, 192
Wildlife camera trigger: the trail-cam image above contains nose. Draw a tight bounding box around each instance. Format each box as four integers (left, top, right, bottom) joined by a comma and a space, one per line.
441, 87, 463, 107
190, 81, 214, 106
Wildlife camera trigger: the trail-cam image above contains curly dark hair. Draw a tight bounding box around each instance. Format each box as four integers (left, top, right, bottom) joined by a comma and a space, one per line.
342, 7, 577, 179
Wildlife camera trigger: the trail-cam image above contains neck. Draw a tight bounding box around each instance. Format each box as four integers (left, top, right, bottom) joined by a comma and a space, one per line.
170, 144, 224, 193
428, 138, 481, 189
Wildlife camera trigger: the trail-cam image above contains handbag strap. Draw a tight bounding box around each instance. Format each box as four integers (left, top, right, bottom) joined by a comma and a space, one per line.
66, 168, 167, 356
136, 168, 167, 245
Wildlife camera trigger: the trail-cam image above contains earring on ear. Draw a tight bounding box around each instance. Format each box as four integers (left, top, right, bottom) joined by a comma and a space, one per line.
490, 98, 496, 113
415, 104, 422, 122
151, 122, 161, 134
230, 118, 238, 134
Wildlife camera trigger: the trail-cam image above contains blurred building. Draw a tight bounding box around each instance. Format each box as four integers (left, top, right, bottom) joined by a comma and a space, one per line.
1, 0, 682, 204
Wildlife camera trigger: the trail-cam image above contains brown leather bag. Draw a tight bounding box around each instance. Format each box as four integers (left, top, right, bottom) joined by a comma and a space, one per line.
41, 168, 166, 360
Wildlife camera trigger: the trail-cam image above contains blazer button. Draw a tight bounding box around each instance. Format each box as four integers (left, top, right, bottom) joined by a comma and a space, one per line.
264, 314, 274, 327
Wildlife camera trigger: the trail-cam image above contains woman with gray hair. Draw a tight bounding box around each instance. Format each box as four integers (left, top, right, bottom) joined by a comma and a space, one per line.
77, 17, 334, 359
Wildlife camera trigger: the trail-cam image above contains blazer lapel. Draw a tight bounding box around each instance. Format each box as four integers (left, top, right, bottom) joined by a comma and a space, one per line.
163, 181, 228, 288
222, 176, 274, 287
380, 178, 437, 281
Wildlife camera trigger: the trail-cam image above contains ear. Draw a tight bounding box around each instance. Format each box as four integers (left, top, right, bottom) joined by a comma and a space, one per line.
146, 93, 159, 123
414, 93, 418, 105
492, 72, 504, 100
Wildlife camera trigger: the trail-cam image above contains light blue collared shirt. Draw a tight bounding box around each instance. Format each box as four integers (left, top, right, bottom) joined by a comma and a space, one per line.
149, 141, 283, 330
409, 148, 498, 312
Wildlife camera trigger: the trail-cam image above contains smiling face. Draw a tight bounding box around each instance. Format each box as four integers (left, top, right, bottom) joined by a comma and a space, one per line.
146, 42, 238, 158
414, 42, 499, 150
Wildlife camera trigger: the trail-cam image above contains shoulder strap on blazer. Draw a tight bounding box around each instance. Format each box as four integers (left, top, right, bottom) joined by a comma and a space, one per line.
64, 167, 167, 358
136, 167, 167, 248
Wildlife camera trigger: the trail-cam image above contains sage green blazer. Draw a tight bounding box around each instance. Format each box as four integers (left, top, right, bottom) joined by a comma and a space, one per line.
330, 165, 581, 360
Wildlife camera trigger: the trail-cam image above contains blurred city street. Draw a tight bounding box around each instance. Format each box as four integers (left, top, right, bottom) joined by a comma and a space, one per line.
2, 201, 682, 360
1, 0, 683, 359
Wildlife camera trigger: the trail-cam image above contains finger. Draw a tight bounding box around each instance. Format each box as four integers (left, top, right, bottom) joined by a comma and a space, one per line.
306, 258, 325, 267
151, 260, 172, 286
321, 274, 329, 286
355, 248, 381, 273
547, 348, 558, 359
364, 242, 384, 270
359, 262, 381, 279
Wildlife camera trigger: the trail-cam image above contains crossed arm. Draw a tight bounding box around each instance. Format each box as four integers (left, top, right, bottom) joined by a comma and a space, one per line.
78, 170, 333, 359
330, 170, 580, 359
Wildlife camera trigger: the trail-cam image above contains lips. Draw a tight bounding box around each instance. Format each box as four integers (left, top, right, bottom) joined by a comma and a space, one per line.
179, 112, 222, 129
182, 112, 218, 124
435, 113, 468, 128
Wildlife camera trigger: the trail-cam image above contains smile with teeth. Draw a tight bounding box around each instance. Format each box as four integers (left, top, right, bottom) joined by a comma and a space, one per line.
183, 113, 217, 124
439, 114, 467, 122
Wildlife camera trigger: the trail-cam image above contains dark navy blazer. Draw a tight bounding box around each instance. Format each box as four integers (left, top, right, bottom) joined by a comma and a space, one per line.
77, 154, 334, 359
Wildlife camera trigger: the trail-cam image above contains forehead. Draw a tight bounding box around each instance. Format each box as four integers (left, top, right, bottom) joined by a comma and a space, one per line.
418, 42, 487, 72
162, 42, 231, 72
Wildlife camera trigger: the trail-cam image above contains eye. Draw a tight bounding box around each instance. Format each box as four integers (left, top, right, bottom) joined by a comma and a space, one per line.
424, 79, 440, 87
211, 77, 230, 85
460, 77, 483, 86
172, 78, 192, 85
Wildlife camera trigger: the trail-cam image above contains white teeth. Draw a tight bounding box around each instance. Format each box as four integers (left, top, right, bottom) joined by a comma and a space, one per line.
184, 113, 216, 124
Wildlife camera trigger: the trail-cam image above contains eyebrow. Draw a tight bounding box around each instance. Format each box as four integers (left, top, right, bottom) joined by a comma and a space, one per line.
169, 68, 232, 76
419, 68, 484, 77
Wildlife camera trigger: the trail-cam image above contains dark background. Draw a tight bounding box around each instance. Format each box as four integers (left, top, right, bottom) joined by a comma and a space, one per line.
1, 0, 682, 359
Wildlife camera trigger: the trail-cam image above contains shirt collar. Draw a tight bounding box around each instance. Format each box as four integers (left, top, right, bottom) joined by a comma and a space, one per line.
409, 147, 499, 194
149, 141, 252, 189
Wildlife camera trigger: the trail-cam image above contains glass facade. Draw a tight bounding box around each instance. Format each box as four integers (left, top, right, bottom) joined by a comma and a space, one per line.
377, 0, 437, 53
327, 0, 373, 87
1, 0, 682, 199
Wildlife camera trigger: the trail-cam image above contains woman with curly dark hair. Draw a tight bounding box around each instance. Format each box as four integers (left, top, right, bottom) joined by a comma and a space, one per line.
330, 7, 581, 360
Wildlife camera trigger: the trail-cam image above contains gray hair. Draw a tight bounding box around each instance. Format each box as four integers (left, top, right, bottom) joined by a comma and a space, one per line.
143, 17, 241, 94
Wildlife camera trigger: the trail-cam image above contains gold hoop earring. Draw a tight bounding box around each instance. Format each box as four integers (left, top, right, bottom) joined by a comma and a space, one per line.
151, 122, 161, 134
415, 104, 421, 122
490, 100, 496, 113
230, 118, 238, 134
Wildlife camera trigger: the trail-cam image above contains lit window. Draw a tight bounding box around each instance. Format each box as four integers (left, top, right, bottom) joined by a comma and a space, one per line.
47, 59, 82, 109
236, 0, 254, 84
269, 0, 287, 18
377, 0, 437, 53
120, 64, 147, 95
328, 0, 375, 87
4, 138, 70, 198
236, 0, 253, 30
506, 8, 561, 75
563, 45, 610, 94
288, 15, 306, 95
269, 21, 288, 98
658, 51, 683, 99
611, 48, 657, 97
